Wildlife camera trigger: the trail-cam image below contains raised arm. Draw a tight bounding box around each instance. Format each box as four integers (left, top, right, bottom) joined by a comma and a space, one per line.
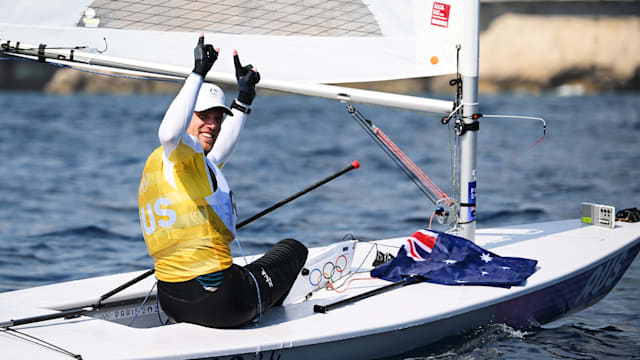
158, 74, 202, 155
207, 50, 260, 167
158, 35, 218, 156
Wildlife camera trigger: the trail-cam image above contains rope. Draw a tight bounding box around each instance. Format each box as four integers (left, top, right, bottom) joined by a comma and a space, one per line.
232, 234, 262, 323
326, 277, 376, 293
1, 54, 182, 83
1, 327, 82, 359
127, 281, 157, 327
481, 114, 547, 158
348, 105, 453, 208
233, 237, 251, 266
449, 120, 460, 227
155, 287, 169, 325
246, 271, 263, 323
429, 211, 436, 229
374, 128, 451, 203
326, 240, 383, 292
50, 62, 182, 83
514, 135, 545, 159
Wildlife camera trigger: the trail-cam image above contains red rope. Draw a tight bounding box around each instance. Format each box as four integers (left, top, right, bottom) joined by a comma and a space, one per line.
374, 128, 453, 206
515, 135, 545, 159
327, 277, 376, 293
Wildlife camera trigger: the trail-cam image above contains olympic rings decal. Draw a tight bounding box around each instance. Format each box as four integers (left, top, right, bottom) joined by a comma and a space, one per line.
336, 255, 347, 272
308, 268, 322, 287
307, 254, 350, 287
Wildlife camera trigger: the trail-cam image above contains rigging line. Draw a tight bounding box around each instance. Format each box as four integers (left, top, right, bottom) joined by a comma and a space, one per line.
318, 239, 401, 294
127, 281, 157, 327
482, 114, 547, 135
246, 271, 262, 324
327, 277, 376, 293
514, 135, 546, 159
97, 37, 108, 54
429, 211, 436, 229
50, 62, 183, 83
233, 236, 251, 266
347, 105, 449, 206
375, 129, 451, 202
1, 327, 82, 359
156, 288, 167, 325
308, 239, 373, 296
329, 241, 378, 291
2, 46, 89, 51
444, 103, 463, 122
448, 122, 455, 201
447, 120, 461, 226
3, 52, 182, 83
442, 44, 464, 228
481, 114, 547, 158
328, 239, 401, 293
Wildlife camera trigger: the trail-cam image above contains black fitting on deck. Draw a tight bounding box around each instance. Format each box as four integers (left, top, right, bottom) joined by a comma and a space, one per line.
38, 43, 46, 62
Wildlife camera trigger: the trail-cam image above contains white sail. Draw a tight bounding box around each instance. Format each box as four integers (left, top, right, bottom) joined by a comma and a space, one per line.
0, 0, 465, 84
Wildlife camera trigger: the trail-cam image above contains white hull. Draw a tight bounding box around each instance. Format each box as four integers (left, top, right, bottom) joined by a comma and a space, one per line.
1, 219, 638, 359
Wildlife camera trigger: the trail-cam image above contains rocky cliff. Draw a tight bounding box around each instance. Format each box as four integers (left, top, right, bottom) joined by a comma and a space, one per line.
478, 14, 640, 93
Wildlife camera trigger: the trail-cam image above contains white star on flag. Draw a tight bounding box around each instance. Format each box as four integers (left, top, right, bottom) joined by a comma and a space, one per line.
481, 271, 489, 276
501, 266, 511, 270
443, 259, 457, 264
480, 253, 493, 263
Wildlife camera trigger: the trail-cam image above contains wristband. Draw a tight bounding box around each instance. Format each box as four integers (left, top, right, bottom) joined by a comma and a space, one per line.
231, 100, 251, 114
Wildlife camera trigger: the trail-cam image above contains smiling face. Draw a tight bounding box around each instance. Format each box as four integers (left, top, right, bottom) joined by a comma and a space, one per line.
187, 107, 224, 154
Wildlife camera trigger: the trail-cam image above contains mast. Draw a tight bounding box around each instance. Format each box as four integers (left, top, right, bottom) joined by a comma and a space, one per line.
459, 0, 480, 241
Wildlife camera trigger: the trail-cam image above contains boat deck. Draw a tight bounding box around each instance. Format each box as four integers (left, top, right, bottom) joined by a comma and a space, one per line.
1, 219, 638, 359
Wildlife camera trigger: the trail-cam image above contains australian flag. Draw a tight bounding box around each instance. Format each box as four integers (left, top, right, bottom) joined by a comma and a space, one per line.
371, 229, 538, 287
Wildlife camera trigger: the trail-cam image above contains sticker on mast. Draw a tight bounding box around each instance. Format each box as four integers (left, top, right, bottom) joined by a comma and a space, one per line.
431, 2, 451, 28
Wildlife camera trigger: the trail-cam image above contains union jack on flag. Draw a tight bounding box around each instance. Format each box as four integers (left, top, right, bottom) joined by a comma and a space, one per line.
404, 229, 437, 261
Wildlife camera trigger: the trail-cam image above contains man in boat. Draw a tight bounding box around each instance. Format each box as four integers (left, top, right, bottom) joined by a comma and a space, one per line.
138, 35, 308, 328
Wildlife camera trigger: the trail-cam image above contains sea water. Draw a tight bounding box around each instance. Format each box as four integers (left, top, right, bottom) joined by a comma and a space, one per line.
0, 90, 638, 359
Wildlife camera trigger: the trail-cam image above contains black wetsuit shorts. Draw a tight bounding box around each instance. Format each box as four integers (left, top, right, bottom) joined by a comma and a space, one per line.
157, 238, 308, 328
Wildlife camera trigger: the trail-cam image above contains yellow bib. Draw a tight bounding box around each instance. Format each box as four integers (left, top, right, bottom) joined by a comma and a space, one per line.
138, 140, 236, 282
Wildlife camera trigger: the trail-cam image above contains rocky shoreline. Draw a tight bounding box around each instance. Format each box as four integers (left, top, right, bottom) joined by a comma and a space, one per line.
477, 14, 640, 93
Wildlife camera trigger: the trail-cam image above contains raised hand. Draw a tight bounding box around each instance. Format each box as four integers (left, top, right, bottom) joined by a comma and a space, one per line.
193, 34, 218, 77
234, 50, 260, 105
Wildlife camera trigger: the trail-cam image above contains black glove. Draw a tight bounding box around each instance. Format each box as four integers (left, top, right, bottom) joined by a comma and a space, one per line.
234, 51, 260, 105
193, 34, 217, 77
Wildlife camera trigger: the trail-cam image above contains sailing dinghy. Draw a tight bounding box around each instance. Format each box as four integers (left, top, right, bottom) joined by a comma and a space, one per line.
1, 1, 638, 359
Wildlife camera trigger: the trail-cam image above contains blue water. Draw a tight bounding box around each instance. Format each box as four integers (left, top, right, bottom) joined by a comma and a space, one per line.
0, 90, 638, 359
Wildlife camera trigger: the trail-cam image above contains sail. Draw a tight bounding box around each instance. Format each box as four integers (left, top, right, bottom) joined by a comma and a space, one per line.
0, 0, 465, 84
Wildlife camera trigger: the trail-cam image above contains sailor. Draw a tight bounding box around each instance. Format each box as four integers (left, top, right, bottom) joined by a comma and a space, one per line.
138, 35, 308, 328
